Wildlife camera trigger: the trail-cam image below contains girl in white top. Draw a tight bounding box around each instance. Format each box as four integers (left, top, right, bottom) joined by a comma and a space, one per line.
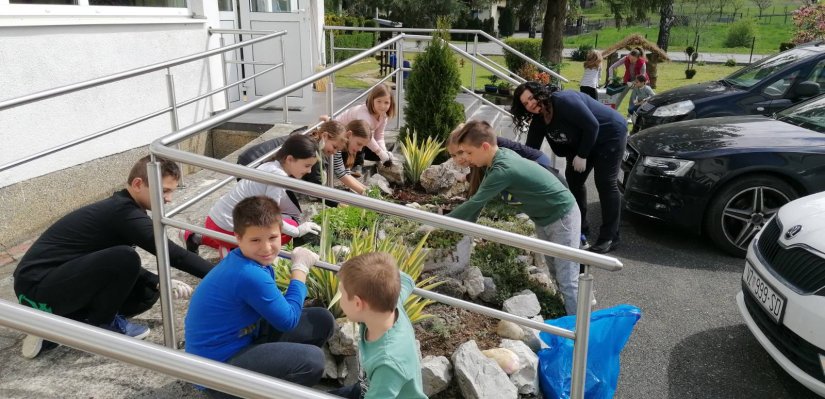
580, 50, 602, 100
324, 83, 396, 173
204, 134, 320, 257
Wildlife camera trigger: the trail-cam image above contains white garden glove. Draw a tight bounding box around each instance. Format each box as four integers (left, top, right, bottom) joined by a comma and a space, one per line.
170, 279, 193, 300
572, 156, 587, 173
290, 247, 319, 275
281, 221, 321, 237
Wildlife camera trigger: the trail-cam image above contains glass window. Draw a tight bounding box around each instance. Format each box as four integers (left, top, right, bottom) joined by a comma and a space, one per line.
88, 0, 186, 6
762, 70, 800, 99
218, 0, 233, 11
250, 0, 288, 12
10, 0, 76, 4
726, 48, 817, 89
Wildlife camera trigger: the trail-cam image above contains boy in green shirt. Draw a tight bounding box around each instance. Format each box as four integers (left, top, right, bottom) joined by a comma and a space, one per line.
448, 120, 583, 315
331, 252, 426, 399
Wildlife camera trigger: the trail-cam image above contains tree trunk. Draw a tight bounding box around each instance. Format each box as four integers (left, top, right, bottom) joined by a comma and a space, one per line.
541, 0, 567, 64
656, 0, 675, 51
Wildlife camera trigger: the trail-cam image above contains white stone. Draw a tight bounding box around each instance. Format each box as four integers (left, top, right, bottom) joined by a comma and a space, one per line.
405, 202, 422, 210
366, 173, 393, 195
496, 320, 524, 340
500, 339, 540, 395
481, 348, 520, 375
419, 158, 470, 198
336, 355, 360, 386
377, 156, 405, 185
322, 345, 338, 380
516, 213, 530, 221
503, 291, 541, 318
421, 355, 452, 397
331, 245, 350, 258
423, 235, 473, 275
521, 315, 550, 352
479, 277, 497, 303
452, 340, 518, 399
528, 272, 557, 294
328, 318, 359, 356
463, 266, 485, 299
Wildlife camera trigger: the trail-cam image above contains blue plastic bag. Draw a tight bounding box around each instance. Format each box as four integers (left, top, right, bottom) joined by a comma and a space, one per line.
537, 304, 642, 399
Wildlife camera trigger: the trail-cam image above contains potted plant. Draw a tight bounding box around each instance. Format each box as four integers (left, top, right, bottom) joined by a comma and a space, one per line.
684, 46, 699, 79
497, 81, 512, 96
484, 75, 499, 94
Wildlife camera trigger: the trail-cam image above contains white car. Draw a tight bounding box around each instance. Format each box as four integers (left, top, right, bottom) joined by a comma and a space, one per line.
737, 192, 825, 397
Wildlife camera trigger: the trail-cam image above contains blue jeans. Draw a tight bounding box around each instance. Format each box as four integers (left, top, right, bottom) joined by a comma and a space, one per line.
207, 307, 335, 399
535, 206, 582, 315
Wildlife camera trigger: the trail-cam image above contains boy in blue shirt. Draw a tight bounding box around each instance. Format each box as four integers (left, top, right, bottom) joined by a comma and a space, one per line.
185, 196, 334, 398
331, 252, 426, 399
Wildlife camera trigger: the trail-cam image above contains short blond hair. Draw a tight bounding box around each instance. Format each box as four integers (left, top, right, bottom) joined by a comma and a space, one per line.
338, 252, 400, 313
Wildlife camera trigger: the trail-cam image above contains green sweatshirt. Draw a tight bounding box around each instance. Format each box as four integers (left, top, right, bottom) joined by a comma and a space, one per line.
448, 147, 575, 226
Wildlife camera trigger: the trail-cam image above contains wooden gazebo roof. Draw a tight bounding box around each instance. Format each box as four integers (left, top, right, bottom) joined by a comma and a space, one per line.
601, 34, 670, 62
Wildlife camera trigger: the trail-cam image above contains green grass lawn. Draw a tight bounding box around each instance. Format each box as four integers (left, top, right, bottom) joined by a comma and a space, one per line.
333, 54, 739, 113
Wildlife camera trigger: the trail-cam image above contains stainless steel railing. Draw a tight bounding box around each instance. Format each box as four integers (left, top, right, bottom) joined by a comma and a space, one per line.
0, 29, 287, 173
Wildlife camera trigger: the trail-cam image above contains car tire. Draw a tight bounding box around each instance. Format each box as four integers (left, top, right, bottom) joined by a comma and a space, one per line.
705, 175, 798, 257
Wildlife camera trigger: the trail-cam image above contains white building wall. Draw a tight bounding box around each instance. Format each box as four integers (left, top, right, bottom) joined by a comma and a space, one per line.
0, 20, 218, 188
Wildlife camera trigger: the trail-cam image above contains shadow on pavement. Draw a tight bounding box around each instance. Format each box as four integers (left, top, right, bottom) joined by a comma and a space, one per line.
667, 324, 820, 399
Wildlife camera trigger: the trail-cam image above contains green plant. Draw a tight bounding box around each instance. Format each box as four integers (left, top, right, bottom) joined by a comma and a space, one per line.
502, 38, 542, 74
312, 201, 379, 242
724, 19, 756, 48
497, 81, 511, 90
487, 74, 500, 85
498, 7, 515, 38
725, 58, 737, 67
570, 44, 594, 62
400, 132, 444, 186
402, 18, 464, 146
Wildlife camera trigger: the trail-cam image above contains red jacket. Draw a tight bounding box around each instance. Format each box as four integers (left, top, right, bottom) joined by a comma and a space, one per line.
623, 57, 648, 83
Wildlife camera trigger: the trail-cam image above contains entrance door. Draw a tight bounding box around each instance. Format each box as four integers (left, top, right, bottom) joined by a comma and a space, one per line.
238, 0, 312, 109
218, 0, 242, 106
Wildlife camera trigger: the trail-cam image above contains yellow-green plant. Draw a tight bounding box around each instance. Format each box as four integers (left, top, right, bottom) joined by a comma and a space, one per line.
275, 219, 442, 322
400, 132, 443, 186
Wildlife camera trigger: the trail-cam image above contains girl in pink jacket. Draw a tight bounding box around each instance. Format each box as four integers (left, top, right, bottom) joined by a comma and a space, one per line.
334, 83, 396, 175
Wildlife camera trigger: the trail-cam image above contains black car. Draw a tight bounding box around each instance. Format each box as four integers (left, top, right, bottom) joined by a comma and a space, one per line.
633, 42, 825, 132
620, 94, 825, 257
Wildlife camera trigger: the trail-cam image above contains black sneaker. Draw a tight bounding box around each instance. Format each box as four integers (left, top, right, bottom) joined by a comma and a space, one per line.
179, 230, 201, 254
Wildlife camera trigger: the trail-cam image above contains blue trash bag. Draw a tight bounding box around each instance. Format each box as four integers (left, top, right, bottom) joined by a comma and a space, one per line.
537, 304, 642, 399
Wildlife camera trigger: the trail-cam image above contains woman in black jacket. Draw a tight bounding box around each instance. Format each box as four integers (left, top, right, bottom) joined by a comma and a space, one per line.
511, 82, 627, 253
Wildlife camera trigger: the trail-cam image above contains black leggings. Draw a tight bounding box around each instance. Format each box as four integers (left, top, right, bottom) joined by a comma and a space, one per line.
565, 136, 627, 243
580, 86, 598, 100
22, 246, 159, 325
341, 147, 380, 168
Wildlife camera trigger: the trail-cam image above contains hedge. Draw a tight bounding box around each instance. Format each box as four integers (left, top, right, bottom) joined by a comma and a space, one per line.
503, 37, 542, 73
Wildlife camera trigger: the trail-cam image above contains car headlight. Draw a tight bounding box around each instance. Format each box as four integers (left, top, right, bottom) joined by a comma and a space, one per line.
652, 100, 695, 117
642, 156, 695, 176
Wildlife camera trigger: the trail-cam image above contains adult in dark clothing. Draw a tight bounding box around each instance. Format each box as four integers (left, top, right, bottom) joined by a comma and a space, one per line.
13, 156, 214, 358
512, 82, 627, 253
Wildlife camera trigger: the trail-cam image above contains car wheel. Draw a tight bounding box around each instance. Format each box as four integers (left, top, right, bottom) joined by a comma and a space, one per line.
705, 175, 798, 257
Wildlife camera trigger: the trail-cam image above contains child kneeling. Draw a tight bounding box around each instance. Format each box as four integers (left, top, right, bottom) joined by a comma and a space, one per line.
185, 196, 334, 398
331, 252, 426, 399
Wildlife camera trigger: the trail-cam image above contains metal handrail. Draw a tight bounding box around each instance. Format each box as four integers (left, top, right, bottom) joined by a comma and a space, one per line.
0, 30, 288, 174
323, 26, 568, 83
0, 301, 336, 399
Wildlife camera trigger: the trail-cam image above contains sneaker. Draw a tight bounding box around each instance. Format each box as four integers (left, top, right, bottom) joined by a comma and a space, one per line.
178, 230, 200, 254
580, 234, 591, 250
100, 314, 150, 340
21, 335, 58, 359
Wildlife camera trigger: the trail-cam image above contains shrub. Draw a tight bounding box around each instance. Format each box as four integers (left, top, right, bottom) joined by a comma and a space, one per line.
570, 44, 593, 62
403, 19, 464, 147
325, 32, 375, 63
503, 38, 542, 74
725, 58, 737, 67
498, 7, 515, 38
724, 19, 755, 48
792, 3, 825, 44
400, 132, 444, 186
779, 42, 796, 52
311, 187, 382, 241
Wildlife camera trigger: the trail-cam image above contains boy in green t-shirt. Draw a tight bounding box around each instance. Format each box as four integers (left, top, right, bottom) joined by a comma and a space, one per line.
448, 120, 583, 315
330, 252, 426, 399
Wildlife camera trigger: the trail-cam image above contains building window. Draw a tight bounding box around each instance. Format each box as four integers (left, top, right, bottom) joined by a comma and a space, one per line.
10, 0, 77, 4
88, 0, 186, 6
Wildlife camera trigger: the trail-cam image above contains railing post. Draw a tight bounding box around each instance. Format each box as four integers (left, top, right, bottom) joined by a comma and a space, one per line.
219, 36, 231, 111
570, 266, 594, 399
326, 154, 335, 188
471, 33, 478, 92
280, 35, 289, 123
147, 161, 178, 349
395, 34, 404, 130
166, 68, 180, 131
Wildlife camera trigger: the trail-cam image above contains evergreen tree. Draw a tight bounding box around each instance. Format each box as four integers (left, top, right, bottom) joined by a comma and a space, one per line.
402, 18, 464, 148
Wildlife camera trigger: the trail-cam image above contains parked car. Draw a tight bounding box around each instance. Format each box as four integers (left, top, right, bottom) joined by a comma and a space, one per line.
620, 94, 825, 257
736, 192, 825, 397
633, 42, 825, 132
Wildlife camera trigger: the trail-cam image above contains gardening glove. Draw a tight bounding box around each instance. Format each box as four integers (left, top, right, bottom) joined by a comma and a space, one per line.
290, 247, 319, 275
170, 279, 193, 300
572, 156, 587, 173
381, 151, 394, 167
296, 221, 322, 237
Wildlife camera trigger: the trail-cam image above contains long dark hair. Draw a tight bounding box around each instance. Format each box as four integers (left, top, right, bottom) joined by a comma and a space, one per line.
270, 134, 319, 163
511, 81, 554, 131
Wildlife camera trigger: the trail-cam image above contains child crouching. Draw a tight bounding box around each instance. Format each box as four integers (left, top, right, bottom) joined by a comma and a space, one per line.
330, 252, 426, 399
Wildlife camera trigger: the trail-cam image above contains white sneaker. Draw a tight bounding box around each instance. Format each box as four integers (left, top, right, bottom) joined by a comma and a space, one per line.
21, 335, 44, 359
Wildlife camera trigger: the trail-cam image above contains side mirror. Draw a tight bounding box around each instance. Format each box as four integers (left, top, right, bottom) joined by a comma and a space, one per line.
796, 81, 820, 97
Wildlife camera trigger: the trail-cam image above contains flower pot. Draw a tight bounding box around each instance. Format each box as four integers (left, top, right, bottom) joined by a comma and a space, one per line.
685, 69, 697, 79
498, 87, 511, 96
484, 84, 499, 94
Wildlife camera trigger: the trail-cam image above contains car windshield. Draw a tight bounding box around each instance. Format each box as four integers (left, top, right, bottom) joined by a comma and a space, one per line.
725, 48, 816, 89
775, 95, 825, 133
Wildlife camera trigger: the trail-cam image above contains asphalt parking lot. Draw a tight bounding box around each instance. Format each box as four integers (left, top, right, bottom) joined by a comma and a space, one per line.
590, 203, 820, 399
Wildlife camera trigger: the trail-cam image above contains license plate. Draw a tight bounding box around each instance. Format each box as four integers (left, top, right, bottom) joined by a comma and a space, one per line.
743, 262, 785, 323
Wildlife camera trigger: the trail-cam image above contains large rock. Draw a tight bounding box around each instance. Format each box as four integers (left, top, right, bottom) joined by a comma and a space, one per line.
500, 339, 540, 395
421, 355, 452, 397
419, 158, 470, 198
521, 315, 549, 353
322, 345, 338, 380
432, 276, 466, 298
481, 348, 520, 375
366, 173, 393, 195
463, 266, 485, 300
496, 320, 524, 340
452, 340, 518, 399
337, 355, 360, 386
479, 277, 497, 303
377, 157, 405, 185
503, 291, 541, 318
329, 318, 359, 356
423, 235, 473, 275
